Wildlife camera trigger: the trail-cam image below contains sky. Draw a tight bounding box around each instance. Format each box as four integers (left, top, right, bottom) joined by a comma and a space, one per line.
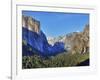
22, 11, 89, 37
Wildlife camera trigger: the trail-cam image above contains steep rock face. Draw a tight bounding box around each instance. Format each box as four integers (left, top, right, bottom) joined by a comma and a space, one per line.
47, 33, 78, 50
22, 15, 65, 56
68, 24, 89, 54
22, 15, 40, 33
47, 24, 89, 54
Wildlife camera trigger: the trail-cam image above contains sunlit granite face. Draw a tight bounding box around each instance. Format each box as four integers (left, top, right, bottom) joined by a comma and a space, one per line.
22, 15, 40, 34
22, 15, 65, 57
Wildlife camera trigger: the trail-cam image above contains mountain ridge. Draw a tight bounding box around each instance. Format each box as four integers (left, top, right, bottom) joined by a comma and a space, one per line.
22, 15, 65, 57
48, 24, 89, 54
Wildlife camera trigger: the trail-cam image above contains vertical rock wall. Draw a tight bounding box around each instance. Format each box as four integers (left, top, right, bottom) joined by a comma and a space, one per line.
22, 15, 40, 33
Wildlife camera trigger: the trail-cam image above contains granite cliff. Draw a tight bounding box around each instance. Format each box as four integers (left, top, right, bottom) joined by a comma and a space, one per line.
22, 15, 65, 56
22, 15, 40, 33
48, 24, 89, 54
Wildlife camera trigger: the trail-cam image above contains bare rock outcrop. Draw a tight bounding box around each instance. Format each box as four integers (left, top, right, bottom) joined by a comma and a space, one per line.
22, 15, 40, 33
47, 24, 89, 54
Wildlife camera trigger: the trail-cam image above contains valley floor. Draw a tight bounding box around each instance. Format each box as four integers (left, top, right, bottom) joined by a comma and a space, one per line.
22, 51, 89, 69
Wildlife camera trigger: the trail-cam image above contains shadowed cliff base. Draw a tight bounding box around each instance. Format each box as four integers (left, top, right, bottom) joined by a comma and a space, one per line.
76, 59, 89, 66
22, 15, 89, 68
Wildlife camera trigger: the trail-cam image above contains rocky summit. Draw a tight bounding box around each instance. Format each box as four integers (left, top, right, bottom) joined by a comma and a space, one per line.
22, 15, 40, 33
22, 15, 65, 57
48, 24, 89, 54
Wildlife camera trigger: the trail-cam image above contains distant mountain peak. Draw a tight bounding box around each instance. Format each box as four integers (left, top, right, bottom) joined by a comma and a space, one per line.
47, 24, 89, 54
22, 15, 65, 56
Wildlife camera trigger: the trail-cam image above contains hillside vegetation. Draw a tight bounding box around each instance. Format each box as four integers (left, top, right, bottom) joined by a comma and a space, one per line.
22, 15, 89, 69
22, 51, 89, 69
